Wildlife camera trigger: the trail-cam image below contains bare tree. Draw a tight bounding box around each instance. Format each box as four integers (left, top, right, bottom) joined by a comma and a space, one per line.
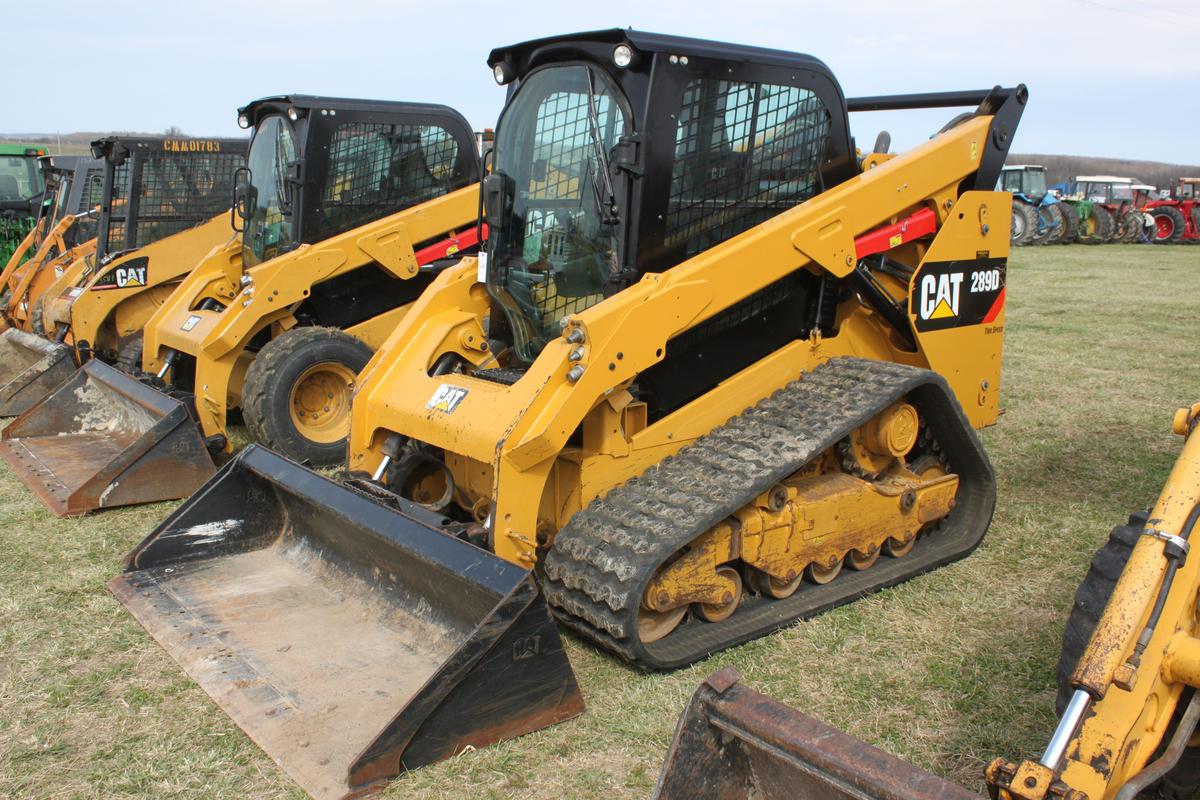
164, 125, 185, 137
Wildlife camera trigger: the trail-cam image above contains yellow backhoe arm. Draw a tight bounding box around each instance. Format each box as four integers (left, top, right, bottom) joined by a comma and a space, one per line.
990, 403, 1200, 799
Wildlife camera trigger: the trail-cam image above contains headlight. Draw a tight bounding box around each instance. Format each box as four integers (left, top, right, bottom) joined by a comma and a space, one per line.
613, 44, 634, 68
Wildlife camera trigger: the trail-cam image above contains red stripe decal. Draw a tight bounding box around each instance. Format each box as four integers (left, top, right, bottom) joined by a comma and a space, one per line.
983, 286, 1005, 323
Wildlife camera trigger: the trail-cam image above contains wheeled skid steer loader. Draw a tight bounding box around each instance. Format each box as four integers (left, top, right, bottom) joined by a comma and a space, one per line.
656, 400, 1200, 800
0, 136, 245, 417
1, 153, 92, 278
112, 30, 1024, 798
1, 97, 481, 516
0, 153, 103, 330
0, 154, 104, 412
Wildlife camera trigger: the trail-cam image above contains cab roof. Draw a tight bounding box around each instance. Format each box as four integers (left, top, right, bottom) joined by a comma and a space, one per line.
89, 135, 246, 161
1074, 175, 1136, 183
238, 95, 471, 132
487, 28, 837, 83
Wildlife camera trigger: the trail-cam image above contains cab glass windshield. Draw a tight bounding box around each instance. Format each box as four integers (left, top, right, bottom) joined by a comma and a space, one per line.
0, 155, 43, 203
244, 116, 298, 268
486, 65, 627, 363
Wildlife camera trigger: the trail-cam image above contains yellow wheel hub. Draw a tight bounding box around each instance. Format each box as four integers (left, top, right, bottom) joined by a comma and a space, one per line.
289, 361, 357, 444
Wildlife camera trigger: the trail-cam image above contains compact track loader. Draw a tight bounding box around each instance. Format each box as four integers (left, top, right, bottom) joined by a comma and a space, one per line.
0, 136, 244, 419
3, 97, 480, 515
656, 400, 1200, 800
112, 30, 1024, 798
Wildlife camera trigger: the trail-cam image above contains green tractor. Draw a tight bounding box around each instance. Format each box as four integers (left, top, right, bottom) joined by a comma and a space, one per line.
0, 143, 50, 264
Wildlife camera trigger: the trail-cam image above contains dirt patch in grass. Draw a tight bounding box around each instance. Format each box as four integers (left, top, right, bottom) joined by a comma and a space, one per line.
0, 245, 1197, 799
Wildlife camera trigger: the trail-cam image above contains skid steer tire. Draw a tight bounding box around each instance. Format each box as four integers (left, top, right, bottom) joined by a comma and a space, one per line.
114, 339, 143, 374
29, 301, 45, 336
1153, 206, 1186, 244
242, 326, 372, 467
1058, 202, 1081, 244
1011, 201, 1037, 246
1055, 512, 1200, 799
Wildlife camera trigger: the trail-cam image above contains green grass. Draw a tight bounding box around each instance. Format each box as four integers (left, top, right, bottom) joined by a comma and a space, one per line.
1, 244, 1198, 799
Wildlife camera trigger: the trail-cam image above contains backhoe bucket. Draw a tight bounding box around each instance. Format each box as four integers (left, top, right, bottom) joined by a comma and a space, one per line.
109, 445, 584, 800
0, 360, 214, 516
654, 669, 980, 800
0, 328, 76, 416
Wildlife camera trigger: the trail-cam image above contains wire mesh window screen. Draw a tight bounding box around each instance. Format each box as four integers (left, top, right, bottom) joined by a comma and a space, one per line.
665, 80, 830, 257
107, 150, 242, 252
319, 122, 461, 238
70, 167, 106, 246
493, 75, 624, 362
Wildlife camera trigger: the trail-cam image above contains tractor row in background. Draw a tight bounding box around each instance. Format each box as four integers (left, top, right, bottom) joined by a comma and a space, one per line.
1001, 166, 1197, 246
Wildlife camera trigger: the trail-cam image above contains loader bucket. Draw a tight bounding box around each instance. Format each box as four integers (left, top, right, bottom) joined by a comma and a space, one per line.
0, 360, 214, 516
654, 668, 981, 800
0, 328, 77, 416
109, 445, 584, 800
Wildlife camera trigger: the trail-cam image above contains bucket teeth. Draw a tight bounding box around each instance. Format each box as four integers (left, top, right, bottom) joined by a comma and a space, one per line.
0, 360, 214, 516
110, 445, 583, 800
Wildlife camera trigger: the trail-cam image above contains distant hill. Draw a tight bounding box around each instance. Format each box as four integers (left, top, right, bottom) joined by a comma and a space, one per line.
4, 133, 1197, 191
1009, 154, 1200, 191
0, 130, 199, 156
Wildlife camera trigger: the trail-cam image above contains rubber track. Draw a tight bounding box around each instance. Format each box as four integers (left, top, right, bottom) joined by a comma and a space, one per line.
541, 356, 996, 670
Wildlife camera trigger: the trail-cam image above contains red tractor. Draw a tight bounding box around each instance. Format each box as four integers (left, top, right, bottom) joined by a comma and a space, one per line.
1144, 177, 1200, 243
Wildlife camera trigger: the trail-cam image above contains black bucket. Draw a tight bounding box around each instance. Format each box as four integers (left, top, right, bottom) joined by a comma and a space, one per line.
110, 444, 584, 800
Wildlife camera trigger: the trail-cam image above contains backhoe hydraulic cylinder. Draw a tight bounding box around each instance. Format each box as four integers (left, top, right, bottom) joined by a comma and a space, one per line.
1042, 688, 1091, 769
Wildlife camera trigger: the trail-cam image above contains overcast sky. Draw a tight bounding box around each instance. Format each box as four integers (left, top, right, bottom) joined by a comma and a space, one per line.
5, 0, 1199, 162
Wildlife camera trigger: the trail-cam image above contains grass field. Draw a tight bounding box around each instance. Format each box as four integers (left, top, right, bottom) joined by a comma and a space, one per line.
1, 244, 1197, 799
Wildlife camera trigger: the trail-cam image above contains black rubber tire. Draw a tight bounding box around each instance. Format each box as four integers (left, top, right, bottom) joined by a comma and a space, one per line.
1120, 211, 1143, 243
1090, 205, 1117, 244
29, 300, 45, 335
241, 326, 373, 467
114, 338, 143, 374
1011, 201, 1038, 246
1058, 202, 1081, 244
1153, 206, 1187, 244
1055, 512, 1200, 799
1189, 206, 1200, 243
1055, 514, 1143, 713
1036, 204, 1063, 245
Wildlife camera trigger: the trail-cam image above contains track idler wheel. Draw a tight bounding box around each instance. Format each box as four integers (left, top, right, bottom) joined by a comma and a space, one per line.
696, 567, 743, 623
806, 557, 843, 585
638, 604, 688, 644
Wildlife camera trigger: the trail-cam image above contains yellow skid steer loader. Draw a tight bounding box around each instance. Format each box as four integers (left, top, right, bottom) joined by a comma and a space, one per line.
1, 97, 481, 516
0, 154, 104, 412
655, 400, 1200, 800
0, 136, 246, 417
0, 154, 103, 331
112, 30, 1025, 798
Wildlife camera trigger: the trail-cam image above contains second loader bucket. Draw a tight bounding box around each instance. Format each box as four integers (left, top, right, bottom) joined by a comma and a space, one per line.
109, 445, 584, 800
0, 328, 77, 416
654, 668, 981, 800
0, 360, 215, 515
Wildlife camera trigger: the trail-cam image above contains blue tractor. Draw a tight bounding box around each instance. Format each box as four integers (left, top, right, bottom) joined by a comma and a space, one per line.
998, 164, 1077, 245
